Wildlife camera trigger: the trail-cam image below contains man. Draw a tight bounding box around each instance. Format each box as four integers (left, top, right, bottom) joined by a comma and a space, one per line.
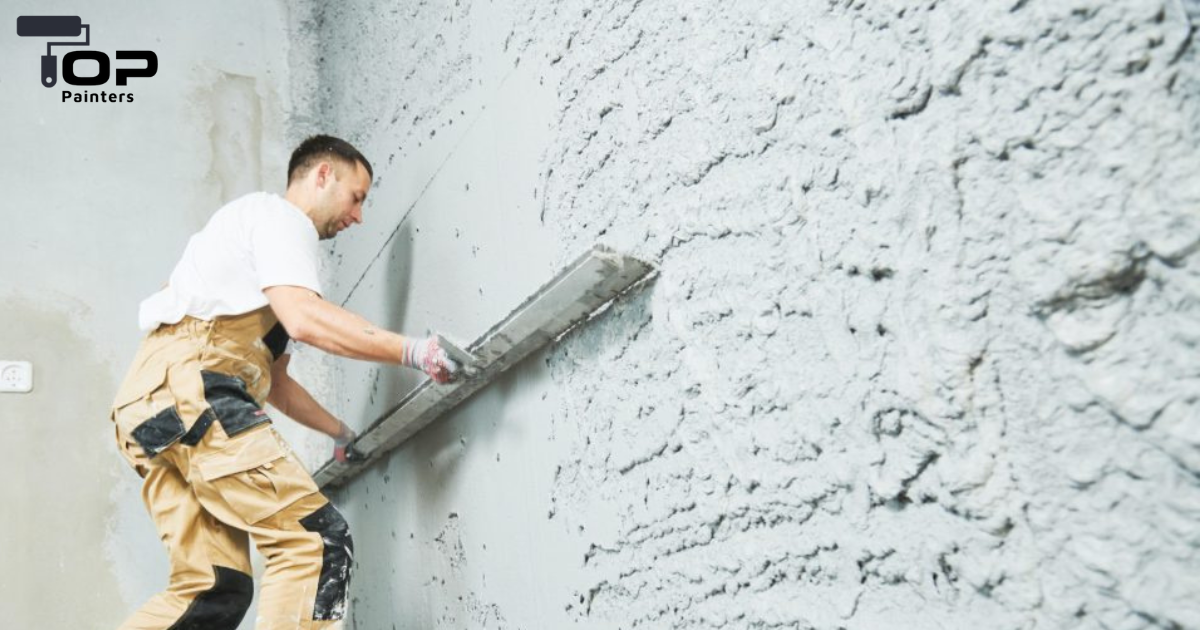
110, 135, 458, 629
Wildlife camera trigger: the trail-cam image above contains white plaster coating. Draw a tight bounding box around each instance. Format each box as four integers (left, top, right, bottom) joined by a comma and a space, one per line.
302, 0, 1198, 628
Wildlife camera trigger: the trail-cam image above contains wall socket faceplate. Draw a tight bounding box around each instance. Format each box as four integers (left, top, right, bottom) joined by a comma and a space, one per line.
0, 361, 33, 393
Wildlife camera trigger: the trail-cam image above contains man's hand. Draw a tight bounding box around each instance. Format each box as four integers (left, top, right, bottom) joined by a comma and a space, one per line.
404, 336, 461, 384
333, 421, 367, 463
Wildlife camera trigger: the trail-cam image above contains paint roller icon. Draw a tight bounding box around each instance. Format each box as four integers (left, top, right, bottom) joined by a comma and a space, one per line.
16, 16, 90, 88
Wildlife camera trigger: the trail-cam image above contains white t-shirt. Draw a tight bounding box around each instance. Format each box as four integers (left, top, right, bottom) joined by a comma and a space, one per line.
138, 192, 322, 332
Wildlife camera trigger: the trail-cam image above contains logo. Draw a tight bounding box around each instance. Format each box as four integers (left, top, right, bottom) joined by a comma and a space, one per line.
16, 15, 157, 103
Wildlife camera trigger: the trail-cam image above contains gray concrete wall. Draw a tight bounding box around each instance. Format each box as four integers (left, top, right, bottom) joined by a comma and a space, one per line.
4, 1, 1196, 629
0, 3, 297, 627
294, 0, 1200, 629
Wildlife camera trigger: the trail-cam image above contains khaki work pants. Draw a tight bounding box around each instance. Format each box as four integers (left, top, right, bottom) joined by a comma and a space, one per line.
111, 311, 352, 629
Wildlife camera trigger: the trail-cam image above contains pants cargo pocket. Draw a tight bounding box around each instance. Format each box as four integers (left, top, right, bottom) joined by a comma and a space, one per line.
112, 368, 187, 458
202, 370, 272, 437
195, 427, 320, 525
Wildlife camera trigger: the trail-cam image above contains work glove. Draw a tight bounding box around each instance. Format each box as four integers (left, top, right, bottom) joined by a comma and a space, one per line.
333, 421, 367, 463
403, 336, 461, 384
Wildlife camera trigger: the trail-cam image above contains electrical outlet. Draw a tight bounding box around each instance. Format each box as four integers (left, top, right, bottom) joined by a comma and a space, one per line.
0, 361, 33, 393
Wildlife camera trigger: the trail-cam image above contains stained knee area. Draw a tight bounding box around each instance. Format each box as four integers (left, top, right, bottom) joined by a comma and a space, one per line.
300, 503, 354, 621
168, 565, 253, 630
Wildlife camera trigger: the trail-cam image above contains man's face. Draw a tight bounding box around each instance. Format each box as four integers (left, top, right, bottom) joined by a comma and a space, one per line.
315, 161, 371, 240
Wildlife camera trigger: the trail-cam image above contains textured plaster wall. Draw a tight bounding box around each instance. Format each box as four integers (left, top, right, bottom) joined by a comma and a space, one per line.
294, 0, 1199, 629
0, 2, 297, 627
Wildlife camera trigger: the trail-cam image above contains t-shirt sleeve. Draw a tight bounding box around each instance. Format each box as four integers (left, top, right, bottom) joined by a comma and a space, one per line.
250, 203, 323, 296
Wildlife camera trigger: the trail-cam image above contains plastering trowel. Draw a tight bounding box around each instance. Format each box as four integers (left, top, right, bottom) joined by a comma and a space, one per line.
435, 333, 481, 379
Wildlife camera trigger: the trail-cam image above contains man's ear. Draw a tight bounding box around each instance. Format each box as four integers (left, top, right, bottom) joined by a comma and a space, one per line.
315, 162, 334, 188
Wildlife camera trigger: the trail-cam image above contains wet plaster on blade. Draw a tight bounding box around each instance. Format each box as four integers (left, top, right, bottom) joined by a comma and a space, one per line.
0, 295, 130, 627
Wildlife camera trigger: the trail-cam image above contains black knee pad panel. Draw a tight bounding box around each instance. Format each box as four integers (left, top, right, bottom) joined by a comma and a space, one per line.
168, 565, 253, 630
300, 503, 354, 620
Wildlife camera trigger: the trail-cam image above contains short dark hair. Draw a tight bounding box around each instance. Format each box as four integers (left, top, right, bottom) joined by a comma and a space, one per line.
287, 135, 373, 186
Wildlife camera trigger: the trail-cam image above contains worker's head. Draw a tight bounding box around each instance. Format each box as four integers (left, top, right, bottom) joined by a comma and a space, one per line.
285, 135, 373, 240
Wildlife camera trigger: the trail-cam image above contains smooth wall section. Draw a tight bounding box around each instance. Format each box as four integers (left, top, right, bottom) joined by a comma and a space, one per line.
0, 3, 298, 627
297, 1, 1200, 629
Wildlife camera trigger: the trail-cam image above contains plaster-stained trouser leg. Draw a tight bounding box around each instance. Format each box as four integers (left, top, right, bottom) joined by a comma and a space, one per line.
116, 422, 354, 630
247, 495, 354, 630
111, 312, 353, 628
114, 431, 254, 630
184, 424, 353, 629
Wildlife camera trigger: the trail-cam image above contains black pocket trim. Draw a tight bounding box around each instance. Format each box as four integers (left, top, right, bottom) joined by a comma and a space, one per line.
130, 406, 185, 457
300, 503, 354, 620
201, 371, 271, 437
180, 408, 216, 447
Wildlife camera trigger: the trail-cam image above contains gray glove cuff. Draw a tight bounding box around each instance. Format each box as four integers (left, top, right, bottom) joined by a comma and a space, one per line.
333, 421, 356, 446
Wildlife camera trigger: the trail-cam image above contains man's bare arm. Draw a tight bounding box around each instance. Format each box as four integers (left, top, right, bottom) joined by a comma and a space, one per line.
264, 285, 410, 363
264, 285, 458, 382
268, 354, 364, 462
266, 353, 343, 437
